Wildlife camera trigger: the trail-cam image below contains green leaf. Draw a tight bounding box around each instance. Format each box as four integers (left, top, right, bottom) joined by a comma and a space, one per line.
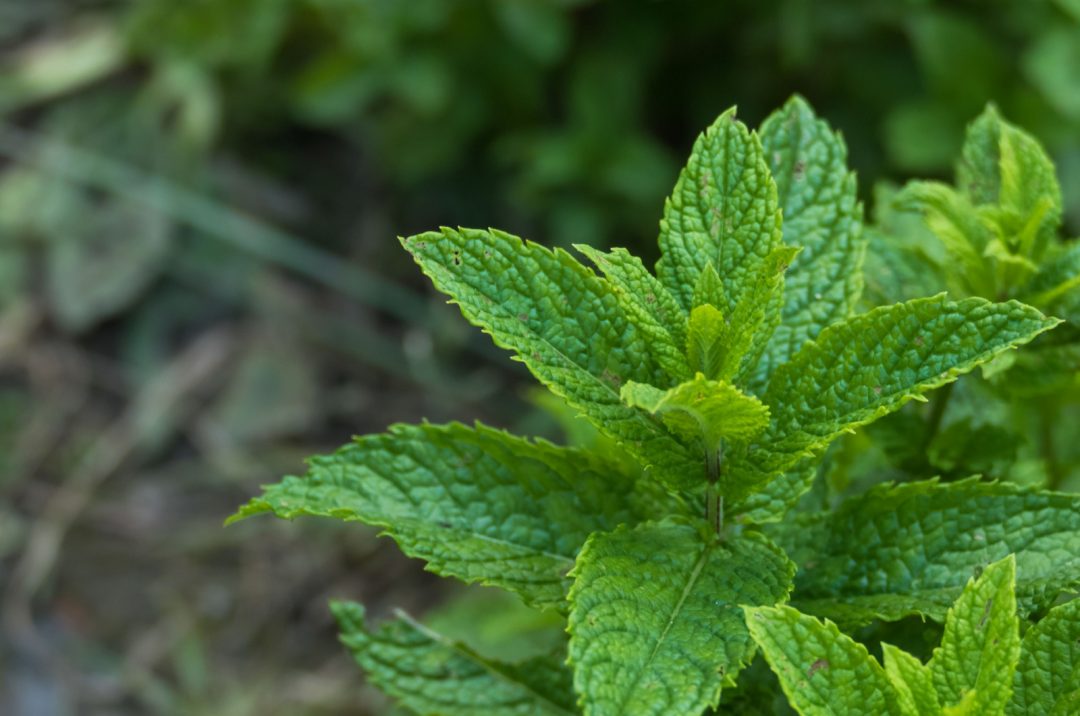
402, 228, 700, 489
776, 479, 1080, 625
757, 95, 865, 380
687, 304, 728, 380
332, 602, 577, 716
1008, 598, 1080, 715
734, 458, 819, 525
929, 555, 1020, 714
657, 107, 783, 314
567, 522, 794, 716
882, 643, 941, 716
728, 295, 1060, 500
692, 262, 726, 312
992, 342, 1080, 398
892, 182, 995, 297
576, 244, 690, 380
622, 376, 769, 499
957, 105, 1062, 261
231, 422, 658, 609
862, 183, 949, 306
1020, 239, 1080, 309
744, 605, 906, 716
722, 245, 802, 386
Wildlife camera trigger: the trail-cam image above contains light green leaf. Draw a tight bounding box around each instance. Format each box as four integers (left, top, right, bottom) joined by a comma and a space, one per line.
929, 555, 1020, 714
687, 304, 728, 380
957, 105, 1062, 260
567, 522, 794, 716
882, 643, 941, 716
723, 245, 802, 386
776, 479, 1080, 625
728, 295, 1060, 498
744, 605, 906, 716
657, 107, 783, 314
402, 228, 700, 489
332, 602, 577, 716
692, 262, 726, 312
862, 183, 949, 306
892, 182, 995, 297
231, 422, 658, 609
1007, 598, 1080, 715
621, 376, 769, 498
575, 244, 690, 380
1020, 240, 1080, 309
757, 95, 865, 380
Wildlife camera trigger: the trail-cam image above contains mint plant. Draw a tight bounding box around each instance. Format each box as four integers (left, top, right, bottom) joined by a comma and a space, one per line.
231, 97, 1079, 715
747, 554, 1080, 715
871, 105, 1080, 386
853, 106, 1080, 491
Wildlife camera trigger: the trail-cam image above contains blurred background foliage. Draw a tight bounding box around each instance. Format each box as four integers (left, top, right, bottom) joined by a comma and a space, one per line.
0, 0, 1078, 714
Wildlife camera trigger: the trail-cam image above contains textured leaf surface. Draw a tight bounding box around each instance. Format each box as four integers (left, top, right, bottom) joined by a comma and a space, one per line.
776, 479, 1080, 624
687, 304, 728, 380
929, 556, 1019, 713
691, 262, 727, 312
403, 228, 700, 488
623, 376, 769, 499
1008, 598, 1080, 715
958, 105, 1062, 257
576, 244, 690, 380
567, 522, 794, 716
745, 605, 905, 716
757, 96, 865, 381
657, 108, 783, 313
333, 602, 577, 716
729, 295, 1059, 492
622, 375, 769, 445
734, 458, 819, 524
232, 422, 656, 609
882, 643, 940, 716
723, 245, 801, 385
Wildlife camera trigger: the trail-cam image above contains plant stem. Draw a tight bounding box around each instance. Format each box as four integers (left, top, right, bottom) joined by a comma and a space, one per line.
704, 443, 724, 536
923, 381, 954, 454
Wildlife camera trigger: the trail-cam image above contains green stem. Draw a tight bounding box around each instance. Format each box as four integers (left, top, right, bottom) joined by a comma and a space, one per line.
704, 443, 724, 536
1042, 399, 1064, 491
923, 381, 954, 454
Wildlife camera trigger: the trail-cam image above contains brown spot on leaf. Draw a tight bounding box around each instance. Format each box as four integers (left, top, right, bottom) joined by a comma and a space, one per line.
601, 369, 623, 388
793, 160, 806, 181
518, 313, 529, 322
808, 659, 829, 678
